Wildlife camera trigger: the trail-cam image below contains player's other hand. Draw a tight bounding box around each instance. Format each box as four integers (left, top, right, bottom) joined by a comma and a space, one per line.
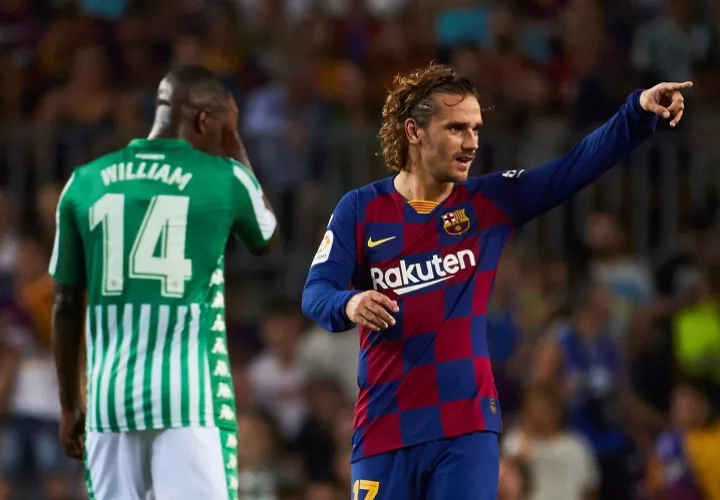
640, 81, 693, 127
346, 291, 399, 331
59, 408, 85, 460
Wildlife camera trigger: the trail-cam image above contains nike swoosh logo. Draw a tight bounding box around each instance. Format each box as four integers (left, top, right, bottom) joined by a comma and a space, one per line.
367, 236, 396, 248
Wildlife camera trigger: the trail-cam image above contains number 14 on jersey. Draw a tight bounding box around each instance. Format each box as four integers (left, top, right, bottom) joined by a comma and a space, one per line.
90, 193, 192, 298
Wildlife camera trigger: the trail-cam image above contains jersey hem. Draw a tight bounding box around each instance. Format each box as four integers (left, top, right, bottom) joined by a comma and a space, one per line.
87, 420, 236, 434
349, 428, 503, 463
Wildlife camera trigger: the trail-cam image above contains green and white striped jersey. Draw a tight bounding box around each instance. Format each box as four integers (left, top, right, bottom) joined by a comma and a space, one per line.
49, 138, 276, 434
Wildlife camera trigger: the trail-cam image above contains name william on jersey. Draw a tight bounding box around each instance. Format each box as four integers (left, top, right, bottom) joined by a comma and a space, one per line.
101, 161, 192, 191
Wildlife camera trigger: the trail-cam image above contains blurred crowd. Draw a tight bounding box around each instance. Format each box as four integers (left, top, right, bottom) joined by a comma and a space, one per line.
2, 0, 720, 499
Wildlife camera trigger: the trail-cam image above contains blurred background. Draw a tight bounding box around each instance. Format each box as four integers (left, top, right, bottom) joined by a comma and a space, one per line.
2, 0, 720, 498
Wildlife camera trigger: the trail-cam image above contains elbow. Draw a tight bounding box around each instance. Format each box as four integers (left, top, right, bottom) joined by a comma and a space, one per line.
248, 230, 279, 256
301, 281, 348, 333
301, 285, 321, 325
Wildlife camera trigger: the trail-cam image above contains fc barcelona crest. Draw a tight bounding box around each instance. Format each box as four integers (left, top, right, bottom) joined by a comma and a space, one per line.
441, 209, 470, 235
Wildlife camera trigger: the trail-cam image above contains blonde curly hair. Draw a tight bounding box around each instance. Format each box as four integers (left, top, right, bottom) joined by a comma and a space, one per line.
378, 63, 478, 172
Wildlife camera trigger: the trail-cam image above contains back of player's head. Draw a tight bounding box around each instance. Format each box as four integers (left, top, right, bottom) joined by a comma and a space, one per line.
378, 63, 477, 172
157, 64, 229, 110
151, 65, 232, 153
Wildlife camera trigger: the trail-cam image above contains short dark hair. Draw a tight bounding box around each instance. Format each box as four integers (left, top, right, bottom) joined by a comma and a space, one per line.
159, 64, 229, 106
378, 63, 478, 172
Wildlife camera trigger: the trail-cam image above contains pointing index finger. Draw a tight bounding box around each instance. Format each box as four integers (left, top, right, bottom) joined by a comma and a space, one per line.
663, 81, 694, 91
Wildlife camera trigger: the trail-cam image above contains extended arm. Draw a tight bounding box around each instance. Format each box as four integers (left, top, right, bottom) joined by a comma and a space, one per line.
222, 97, 279, 254
480, 83, 690, 226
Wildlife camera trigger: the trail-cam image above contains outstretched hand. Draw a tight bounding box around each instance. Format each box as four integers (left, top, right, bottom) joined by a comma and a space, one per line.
640, 81, 693, 127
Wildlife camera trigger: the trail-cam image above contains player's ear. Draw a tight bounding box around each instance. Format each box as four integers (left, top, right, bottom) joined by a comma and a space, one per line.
405, 118, 421, 145
196, 110, 209, 135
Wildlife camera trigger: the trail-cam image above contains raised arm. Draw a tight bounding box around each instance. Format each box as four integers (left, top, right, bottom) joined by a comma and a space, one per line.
229, 159, 278, 255
479, 83, 691, 226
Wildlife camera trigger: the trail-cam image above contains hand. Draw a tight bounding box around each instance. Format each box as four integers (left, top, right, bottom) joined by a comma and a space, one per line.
59, 408, 85, 460
639, 81, 693, 127
346, 291, 399, 331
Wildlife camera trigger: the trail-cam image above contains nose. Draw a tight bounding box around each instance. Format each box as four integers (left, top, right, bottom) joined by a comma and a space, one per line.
462, 130, 478, 151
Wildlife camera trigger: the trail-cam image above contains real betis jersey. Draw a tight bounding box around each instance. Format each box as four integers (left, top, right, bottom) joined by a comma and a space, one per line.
49, 138, 276, 434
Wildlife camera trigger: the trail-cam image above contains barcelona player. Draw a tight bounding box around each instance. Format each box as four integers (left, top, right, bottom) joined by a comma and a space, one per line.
301, 63, 691, 500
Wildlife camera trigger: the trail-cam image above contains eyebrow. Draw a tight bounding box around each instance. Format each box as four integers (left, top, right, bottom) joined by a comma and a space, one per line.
445, 121, 483, 128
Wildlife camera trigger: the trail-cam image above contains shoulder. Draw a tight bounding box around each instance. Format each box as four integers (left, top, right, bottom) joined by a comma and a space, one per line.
64, 150, 123, 193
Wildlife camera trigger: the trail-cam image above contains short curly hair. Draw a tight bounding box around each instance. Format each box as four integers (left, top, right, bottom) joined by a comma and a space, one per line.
378, 63, 478, 172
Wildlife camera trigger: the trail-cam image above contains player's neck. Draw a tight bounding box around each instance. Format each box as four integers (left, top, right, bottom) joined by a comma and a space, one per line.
394, 169, 453, 204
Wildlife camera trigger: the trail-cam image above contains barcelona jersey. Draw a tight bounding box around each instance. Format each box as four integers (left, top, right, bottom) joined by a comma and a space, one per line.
302, 90, 658, 462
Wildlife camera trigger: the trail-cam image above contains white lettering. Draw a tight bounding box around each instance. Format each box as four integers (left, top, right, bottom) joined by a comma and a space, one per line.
101, 164, 117, 186
168, 167, 193, 191
153, 164, 171, 184
370, 250, 476, 295
125, 162, 136, 180
98, 161, 191, 190
136, 162, 147, 179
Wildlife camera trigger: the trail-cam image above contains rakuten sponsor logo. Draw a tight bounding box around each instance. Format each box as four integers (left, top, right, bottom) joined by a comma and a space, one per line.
370, 249, 476, 295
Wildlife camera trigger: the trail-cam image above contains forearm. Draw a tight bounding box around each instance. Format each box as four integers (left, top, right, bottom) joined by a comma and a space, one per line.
51, 284, 85, 412
302, 280, 358, 333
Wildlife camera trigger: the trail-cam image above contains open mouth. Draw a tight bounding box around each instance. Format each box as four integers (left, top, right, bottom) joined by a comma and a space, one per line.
453, 155, 474, 169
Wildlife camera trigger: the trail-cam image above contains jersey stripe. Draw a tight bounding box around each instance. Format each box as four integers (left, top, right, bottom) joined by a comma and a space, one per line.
203, 349, 214, 426
115, 304, 134, 429
169, 306, 187, 427
132, 304, 151, 429
106, 305, 120, 430
92, 306, 105, 430
152, 305, 170, 428
233, 165, 277, 240
84, 303, 229, 433
187, 304, 201, 425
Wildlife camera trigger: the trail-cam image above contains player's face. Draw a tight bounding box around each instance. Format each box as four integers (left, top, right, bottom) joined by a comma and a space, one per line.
421, 94, 482, 183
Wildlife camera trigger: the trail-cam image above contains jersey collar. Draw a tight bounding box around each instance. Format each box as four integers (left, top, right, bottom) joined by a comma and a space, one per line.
128, 138, 191, 149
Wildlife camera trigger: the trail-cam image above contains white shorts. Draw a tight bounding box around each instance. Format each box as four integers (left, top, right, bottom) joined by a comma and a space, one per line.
85, 427, 238, 500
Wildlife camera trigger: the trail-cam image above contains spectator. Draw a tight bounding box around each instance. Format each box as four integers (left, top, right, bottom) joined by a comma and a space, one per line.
631, 0, 713, 84
35, 43, 118, 129
646, 381, 708, 500
293, 377, 346, 484
0, 193, 19, 280
498, 456, 532, 500
0, 235, 70, 500
503, 383, 599, 500
237, 409, 283, 500
534, 283, 665, 499
584, 211, 654, 347
299, 323, 359, 401
249, 299, 308, 440
672, 261, 720, 403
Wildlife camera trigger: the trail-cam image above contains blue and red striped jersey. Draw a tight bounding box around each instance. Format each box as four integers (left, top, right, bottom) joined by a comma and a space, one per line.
302, 90, 658, 461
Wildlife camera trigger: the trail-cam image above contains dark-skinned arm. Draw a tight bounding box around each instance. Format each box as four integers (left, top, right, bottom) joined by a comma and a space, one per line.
52, 283, 85, 413
48, 172, 87, 415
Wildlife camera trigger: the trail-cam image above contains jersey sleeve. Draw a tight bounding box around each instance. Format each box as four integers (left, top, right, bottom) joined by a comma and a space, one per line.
477, 90, 658, 226
49, 173, 86, 287
229, 160, 277, 253
301, 190, 359, 333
